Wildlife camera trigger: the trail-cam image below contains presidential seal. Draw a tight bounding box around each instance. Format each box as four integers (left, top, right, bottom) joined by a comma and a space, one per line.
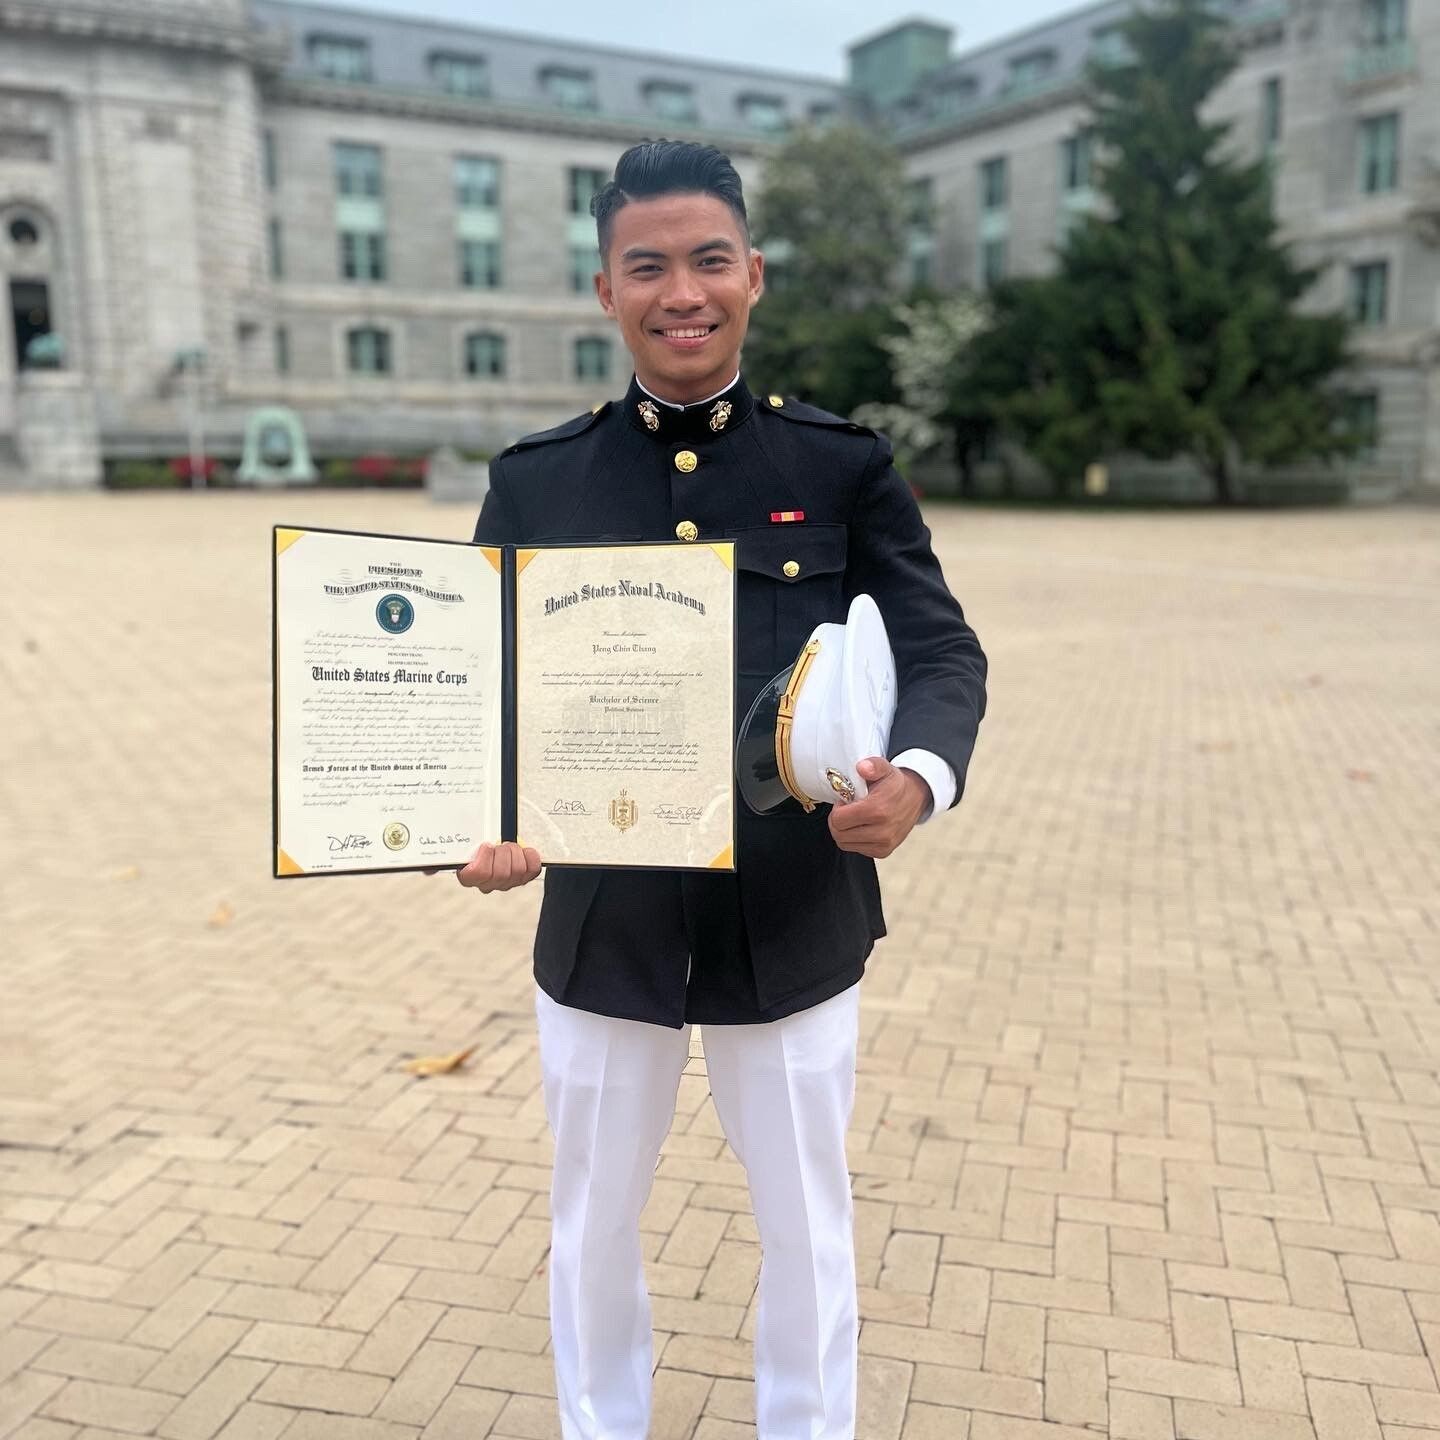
377, 593, 414, 634
609, 788, 638, 833
383, 821, 411, 851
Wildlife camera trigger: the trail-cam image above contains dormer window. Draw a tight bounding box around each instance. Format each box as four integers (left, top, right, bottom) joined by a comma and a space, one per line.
644, 81, 698, 124
1007, 48, 1056, 91
430, 51, 488, 98
542, 66, 597, 111
932, 74, 979, 118
738, 93, 787, 133
307, 33, 372, 83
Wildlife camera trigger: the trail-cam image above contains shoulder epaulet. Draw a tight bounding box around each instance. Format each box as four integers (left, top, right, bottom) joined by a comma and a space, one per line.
757, 393, 875, 438
497, 401, 612, 459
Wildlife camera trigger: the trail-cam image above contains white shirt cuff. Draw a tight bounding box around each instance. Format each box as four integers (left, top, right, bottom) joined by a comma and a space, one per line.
892, 748, 956, 824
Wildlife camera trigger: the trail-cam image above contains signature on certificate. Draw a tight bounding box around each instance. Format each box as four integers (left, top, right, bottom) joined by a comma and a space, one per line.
419, 833, 473, 847
652, 804, 703, 825
328, 833, 374, 853
550, 799, 590, 815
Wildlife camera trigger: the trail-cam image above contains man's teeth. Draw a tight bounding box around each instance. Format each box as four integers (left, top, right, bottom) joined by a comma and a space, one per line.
661, 327, 712, 338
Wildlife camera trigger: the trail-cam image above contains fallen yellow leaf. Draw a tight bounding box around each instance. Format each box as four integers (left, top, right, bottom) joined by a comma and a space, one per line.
207, 901, 235, 928
401, 1045, 477, 1077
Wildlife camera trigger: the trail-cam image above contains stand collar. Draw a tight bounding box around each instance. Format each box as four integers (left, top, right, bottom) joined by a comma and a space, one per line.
623, 372, 755, 441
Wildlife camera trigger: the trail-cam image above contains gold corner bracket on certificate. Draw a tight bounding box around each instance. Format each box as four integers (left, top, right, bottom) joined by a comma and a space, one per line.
514, 541, 735, 870
274, 527, 503, 875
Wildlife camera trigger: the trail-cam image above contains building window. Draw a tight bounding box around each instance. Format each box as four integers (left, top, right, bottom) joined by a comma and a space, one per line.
1359, 113, 1400, 194
569, 244, 600, 293
542, 66, 597, 110
1091, 24, 1130, 67
1349, 261, 1389, 325
275, 325, 289, 375
1361, 0, 1407, 45
568, 167, 606, 217
430, 51, 488, 97
460, 239, 501, 289
1344, 391, 1380, 460
1260, 77, 1283, 150
334, 143, 382, 198
907, 178, 936, 289
574, 336, 610, 381
1006, 49, 1056, 92
1061, 131, 1093, 192
738, 93, 787, 133
644, 81, 698, 124
907, 178, 935, 233
808, 101, 838, 127
981, 236, 1008, 289
347, 326, 391, 374
307, 34, 372, 83
268, 217, 283, 279
981, 156, 1008, 211
931, 75, 979, 119
262, 129, 278, 190
340, 231, 386, 282
455, 155, 500, 210
465, 331, 506, 378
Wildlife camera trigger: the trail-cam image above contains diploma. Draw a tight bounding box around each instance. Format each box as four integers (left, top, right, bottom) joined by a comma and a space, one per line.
272, 528, 735, 876
514, 542, 735, 870
273, 527, 503, 875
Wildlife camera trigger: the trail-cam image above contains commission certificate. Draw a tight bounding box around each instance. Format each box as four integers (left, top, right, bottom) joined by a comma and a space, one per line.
273, 527, 735, 876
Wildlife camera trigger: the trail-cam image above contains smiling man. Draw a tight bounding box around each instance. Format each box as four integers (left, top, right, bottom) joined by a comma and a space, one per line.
465, 140, 987, 1440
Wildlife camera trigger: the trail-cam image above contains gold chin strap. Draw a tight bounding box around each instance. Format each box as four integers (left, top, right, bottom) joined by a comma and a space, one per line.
775, 638, 821, 812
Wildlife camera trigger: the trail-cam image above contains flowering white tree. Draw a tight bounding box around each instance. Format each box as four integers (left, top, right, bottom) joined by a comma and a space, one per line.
853, 294, 989, 474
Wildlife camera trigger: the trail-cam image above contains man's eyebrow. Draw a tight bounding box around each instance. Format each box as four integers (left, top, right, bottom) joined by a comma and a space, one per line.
619, 237, 738, 263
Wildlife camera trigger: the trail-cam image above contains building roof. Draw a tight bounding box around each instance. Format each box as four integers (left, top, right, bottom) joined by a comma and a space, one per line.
250, 0, 845, 135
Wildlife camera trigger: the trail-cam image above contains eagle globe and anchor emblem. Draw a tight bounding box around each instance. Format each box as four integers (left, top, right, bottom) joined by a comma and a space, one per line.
376, 593, 414, 634
609, 788, 638, 833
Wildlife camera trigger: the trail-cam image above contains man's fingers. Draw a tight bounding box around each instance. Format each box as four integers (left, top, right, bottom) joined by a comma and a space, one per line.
491, 844, 514, 886
522, 846, 542, 881
856, 755, 894, 784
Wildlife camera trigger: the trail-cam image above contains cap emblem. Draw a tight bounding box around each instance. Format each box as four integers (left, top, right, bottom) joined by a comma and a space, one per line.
637, 399, 660, 432
709, 399, 733, 433
826, 768, 857, 803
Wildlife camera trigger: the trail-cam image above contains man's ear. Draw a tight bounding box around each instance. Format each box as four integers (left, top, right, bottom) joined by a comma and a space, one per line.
748, 249, 765, 307
595, 264, 616, 318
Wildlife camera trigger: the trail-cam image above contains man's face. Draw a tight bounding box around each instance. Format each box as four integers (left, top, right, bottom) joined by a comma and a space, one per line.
595, 192, 764, 405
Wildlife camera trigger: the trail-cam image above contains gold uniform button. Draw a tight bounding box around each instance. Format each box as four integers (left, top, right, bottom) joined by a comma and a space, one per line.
675, 520, 699, 542
769, 394, 784, 408
674, 449, 698, 473
783, 560, 800, 578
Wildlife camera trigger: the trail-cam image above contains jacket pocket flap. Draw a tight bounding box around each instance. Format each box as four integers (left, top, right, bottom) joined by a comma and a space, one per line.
729, 524, 847, 582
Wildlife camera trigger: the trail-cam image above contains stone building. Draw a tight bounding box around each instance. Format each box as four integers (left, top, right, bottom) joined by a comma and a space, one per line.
0, 0, 1435, 493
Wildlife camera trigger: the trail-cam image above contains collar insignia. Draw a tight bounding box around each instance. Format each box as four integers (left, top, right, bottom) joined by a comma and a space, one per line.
709, 399, 733, 433
637, 399, 660, 433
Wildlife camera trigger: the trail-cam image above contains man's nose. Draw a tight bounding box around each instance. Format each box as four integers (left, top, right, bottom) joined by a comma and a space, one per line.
659, 270, 705, 310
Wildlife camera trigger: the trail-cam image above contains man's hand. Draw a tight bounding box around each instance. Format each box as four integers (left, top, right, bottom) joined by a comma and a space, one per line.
455, 841, 542, 893
827, 757, 931, 859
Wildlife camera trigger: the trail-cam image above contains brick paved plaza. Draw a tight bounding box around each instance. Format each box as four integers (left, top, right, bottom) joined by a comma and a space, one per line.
3, 491, 1439, 1440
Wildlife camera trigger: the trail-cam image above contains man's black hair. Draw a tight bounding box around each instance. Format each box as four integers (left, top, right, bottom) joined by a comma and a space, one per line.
591, 139, 748, 261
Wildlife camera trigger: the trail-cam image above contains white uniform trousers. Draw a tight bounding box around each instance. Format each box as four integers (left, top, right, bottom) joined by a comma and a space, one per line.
536, 982, 861, 1440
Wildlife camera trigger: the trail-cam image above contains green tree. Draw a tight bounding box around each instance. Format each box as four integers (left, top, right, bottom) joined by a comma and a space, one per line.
971, 0, 1354, 503
744, 125, 907, 416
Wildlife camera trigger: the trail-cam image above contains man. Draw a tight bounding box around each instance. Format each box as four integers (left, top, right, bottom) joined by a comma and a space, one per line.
462, 140, 986, 1440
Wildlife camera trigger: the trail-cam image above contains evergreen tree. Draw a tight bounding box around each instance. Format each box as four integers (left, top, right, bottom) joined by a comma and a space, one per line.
744, 125, 906, 416
972, 0, 1354, 502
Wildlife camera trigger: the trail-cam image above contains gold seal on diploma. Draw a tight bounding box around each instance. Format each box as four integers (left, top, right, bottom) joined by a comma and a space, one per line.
609, 789, 638, 833
383, 822, 411, 851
